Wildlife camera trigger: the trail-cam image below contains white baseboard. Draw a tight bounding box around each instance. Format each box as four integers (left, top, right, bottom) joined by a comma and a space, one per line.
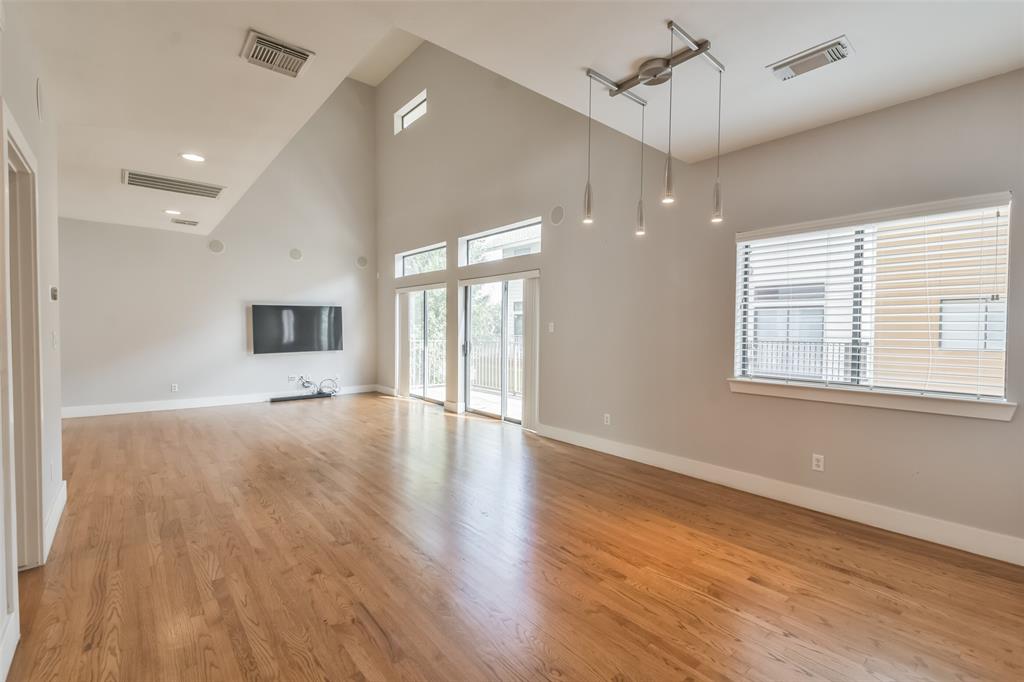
536, 423, 1024, 567
41, 479, 67, 562
0, 612, 19, 682
62, 385, 380, 418
374, 385, 396, 396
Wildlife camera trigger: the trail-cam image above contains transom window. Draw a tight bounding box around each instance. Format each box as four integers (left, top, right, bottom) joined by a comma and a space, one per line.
395, 243, 446, 278
460, 217, 542, 266
734, 197, 1011, 399
394, 90, 427, 134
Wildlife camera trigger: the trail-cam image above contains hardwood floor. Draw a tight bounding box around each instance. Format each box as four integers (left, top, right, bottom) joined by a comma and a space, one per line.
9, 394, 1023, 681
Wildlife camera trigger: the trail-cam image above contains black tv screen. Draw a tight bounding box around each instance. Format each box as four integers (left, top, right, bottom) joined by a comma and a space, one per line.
251, 304, 343, 354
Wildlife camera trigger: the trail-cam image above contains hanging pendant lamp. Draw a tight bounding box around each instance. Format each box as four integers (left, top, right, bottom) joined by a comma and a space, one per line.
662, 30, 675, 205
711, 69, 724, 224
636, 105, 646, 236
583, 76, 595, 224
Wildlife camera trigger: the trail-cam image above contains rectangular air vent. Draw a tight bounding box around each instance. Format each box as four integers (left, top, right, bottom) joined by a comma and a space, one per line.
767, 36, 853, 81
170, 218, 199, 227
121, 170, 223, 199
241, 30, 314, 78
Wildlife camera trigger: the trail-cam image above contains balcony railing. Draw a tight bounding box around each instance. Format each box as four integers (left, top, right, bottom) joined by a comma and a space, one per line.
409, 337, 524, 396
410, 339, 446, 391
747, 339, 867, 384
468, 337, 523, 396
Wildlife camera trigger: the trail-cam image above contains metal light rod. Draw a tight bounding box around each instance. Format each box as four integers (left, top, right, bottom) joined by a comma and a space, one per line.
608, 41, 711, 98
587, 68, 646, 106
669, 21, 725, 72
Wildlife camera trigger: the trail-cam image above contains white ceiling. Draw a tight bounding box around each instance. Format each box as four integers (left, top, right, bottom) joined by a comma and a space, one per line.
15, 2, 1024, 235
14, 1, 394, 235
349, 28, 423, 87
395, 1, 1024, 161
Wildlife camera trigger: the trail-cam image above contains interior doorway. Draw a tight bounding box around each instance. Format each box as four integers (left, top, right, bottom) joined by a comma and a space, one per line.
464, 275, 537, 427
0, 100, 47, 672
6, 122, 44, 572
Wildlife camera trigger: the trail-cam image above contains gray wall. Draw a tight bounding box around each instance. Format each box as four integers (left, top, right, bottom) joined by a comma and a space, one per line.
2, 6, 65, 529
374, 44, 1023, 538
60, 79, 377, 406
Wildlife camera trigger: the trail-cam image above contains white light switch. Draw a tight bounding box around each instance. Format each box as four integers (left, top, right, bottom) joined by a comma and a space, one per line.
548, 322, 555, 333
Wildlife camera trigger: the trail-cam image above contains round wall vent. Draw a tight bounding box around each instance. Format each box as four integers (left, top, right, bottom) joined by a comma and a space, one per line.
550, 205, 565, 225
208, 239, 225, 254
289, 248, 304, 261
356, 256, 369, 268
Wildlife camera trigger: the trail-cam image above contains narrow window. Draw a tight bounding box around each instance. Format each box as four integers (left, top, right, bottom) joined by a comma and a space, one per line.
459, 218, 542, 266
394, 90, 427, 134
395, 243, 446, 278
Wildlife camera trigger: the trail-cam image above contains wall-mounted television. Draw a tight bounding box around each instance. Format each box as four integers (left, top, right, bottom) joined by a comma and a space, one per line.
250, 304, 343, 354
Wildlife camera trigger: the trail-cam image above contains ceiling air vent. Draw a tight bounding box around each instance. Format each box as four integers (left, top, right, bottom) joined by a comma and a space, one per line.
171, 218, 199, 227
241, 30, 314, 78
767, 36, 853, 81
121, 170, 223, 199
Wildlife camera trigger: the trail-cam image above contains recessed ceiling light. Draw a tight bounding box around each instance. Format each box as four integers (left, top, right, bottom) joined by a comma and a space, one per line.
164, 209, 182, 215
180, 153, 205, 163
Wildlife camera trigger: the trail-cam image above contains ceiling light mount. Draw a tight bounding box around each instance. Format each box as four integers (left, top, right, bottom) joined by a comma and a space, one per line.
590, 21, 718, 102
637, 58, 671, 86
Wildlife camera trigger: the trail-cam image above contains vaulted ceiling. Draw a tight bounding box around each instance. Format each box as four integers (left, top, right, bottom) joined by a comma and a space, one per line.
15, 1, 1024, 235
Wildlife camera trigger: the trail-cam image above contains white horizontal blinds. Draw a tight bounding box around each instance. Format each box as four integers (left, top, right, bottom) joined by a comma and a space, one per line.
735, 202, 1011, 399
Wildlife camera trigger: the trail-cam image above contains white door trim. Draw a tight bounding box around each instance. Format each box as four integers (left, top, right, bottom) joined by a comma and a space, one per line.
396, 292, 410, 398
3, 103, 45, 572
521, 277, 540, 431
457, 268, 539, 288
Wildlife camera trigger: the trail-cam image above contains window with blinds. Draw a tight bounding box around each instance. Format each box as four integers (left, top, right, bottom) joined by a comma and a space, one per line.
734, 197, 1012, 400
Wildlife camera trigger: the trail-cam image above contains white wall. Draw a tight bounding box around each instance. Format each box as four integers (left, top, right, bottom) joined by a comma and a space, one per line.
59, 79, 377, 410
374, 43, 1024, 543
54, 36, 1024, 558
1, 3, 65, 551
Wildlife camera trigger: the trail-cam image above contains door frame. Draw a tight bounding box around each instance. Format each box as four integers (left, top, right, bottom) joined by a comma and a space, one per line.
0, 97, 46, 675
395, 282, 446, 405
459, 270, 539, 429
3, 104, 44, 571
464, 279, 506, 420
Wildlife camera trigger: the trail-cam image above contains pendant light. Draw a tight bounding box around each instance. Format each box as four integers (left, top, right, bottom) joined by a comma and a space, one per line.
661, 29, 675, 205
636, 105, 646, 236
711, 69, 724, 224
583, 76, 595, 224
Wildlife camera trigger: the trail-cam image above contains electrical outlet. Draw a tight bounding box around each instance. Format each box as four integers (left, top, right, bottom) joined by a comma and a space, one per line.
812, 453, 825, 472
603, 413, 611, 426
288, 375, 297, 382
170, 383, 179, 393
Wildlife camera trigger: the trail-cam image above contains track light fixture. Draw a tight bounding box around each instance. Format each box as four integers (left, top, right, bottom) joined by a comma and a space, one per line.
584, 20, 725, 233
583, 77, 594, 224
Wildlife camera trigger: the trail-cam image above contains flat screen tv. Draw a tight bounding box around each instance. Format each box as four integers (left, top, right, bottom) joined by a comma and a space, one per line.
251, 304, 343, 354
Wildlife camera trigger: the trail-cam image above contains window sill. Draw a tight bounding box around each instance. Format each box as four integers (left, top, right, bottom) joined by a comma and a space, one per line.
727, 378, 1017, 422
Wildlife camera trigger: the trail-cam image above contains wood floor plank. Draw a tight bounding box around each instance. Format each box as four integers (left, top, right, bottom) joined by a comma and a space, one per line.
8, 394, 1023, 681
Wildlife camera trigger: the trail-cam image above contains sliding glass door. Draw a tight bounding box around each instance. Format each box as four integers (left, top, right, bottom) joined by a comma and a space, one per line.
466, 279, 525, 422
408, 288, 446, 403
